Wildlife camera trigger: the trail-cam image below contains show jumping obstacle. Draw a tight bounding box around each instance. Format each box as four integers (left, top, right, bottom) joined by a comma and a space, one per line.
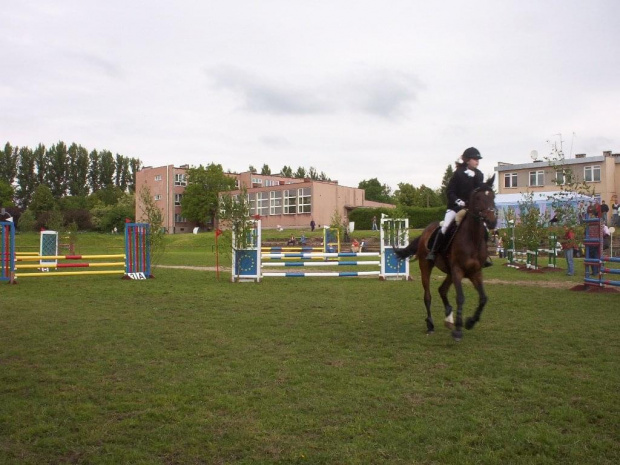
583, 217, 619, 288
0, 222, 152, 283
231, 217, 409, 282
505, 222, 559, 270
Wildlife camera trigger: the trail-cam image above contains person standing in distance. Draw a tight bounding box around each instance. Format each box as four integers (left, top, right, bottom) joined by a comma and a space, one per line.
427, 147, 486, 264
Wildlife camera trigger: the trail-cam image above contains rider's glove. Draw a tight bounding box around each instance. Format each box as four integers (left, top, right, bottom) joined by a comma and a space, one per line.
455, 199, 466, 208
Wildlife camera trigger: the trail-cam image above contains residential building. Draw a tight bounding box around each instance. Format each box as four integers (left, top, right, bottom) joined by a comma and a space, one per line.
135, 166, 394, 232
493, 150, 620, 227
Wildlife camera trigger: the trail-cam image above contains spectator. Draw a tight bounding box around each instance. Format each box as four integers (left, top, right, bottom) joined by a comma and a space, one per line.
310, 219, 316, 232
561, 224, 576, 276
601, 200, 609, 225
300, 232, 307, 245
286, 234, 296, 246
611, 197, 619, 226
371, 216, 378, 231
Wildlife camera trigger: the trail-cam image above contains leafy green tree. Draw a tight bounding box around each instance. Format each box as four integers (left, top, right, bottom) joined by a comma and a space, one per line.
129, 158, 141, 193
417, 185, 442, 207
0, 180, 15, 206
358, 178, 393, 203
115, 154, 131, 192
34, 143, 46, 185
319, 171, 330, 181
280, 165, 293, 177
99, 150, 115, 189
46, 141, 68, 198
16, 146, 36, 208
17, 209, 36, 232
440, 164, 454, 204
29, 184, 56, 217
394, 182, 417, 206
294, 166, 307, 179
67, 144, 90, 197
89, 150, 101, 192
308, 167, 318, 180
181, 164, 236, 227
0, 142, 18, 185
138, 185, 165, 264
260, 164, 271, 175
249, 165, 257, 173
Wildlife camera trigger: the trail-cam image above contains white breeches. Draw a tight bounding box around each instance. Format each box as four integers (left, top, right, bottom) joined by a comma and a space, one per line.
441, 210, 456, 234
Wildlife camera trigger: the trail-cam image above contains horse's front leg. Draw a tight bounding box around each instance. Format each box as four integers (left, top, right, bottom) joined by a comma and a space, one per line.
465, 272, 487, 330
419, 261, 435, 334
451, 271, 465, 341
438, 274, 454, 329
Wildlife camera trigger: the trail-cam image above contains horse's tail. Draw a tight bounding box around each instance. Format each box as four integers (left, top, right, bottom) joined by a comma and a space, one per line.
394, 236, 420, 260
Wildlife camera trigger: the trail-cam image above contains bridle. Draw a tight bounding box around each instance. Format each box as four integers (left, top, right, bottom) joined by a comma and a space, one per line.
470, 188, 497, 230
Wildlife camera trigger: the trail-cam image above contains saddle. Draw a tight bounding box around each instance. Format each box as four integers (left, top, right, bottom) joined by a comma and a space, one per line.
430, 209, 467, 254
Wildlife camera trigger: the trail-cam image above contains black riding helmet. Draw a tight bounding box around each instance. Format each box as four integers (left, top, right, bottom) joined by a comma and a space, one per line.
462, 147, 482, 160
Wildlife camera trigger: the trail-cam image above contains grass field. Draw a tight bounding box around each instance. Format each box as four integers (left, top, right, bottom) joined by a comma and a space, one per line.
1, 231, 619, 464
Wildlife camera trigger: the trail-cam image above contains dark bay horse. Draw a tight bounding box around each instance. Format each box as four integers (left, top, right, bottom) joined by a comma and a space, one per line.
394, 175, 497, 341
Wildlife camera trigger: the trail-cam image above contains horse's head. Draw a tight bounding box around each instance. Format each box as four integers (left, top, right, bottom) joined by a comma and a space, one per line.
469, 175, 497, 230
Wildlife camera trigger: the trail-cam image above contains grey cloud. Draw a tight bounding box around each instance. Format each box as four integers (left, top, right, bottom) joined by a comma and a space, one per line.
206, 66, 423, 119
208, 66, 329, 115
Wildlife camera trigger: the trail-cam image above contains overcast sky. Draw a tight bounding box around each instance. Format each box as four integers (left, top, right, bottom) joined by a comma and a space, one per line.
2, 0, 619, 191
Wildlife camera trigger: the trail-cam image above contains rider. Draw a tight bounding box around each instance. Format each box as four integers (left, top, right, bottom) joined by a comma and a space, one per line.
427, 147, 490, 265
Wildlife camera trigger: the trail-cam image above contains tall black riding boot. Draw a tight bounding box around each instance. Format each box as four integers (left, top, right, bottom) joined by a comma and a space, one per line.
426, 231, 443, 263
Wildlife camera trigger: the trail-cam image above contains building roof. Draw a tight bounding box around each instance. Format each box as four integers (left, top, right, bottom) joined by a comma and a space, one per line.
494, 156, 605, 172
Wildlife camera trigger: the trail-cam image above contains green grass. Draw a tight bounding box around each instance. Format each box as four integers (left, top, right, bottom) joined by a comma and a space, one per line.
1, 232, 619, 463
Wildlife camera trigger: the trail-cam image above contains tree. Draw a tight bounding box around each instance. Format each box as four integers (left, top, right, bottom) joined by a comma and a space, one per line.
0, 180, 14, 206
280, 165, 293, 177
260, 164, 271, 175
34, 143, 46, 185
294, 166, 307, 179
394, 182, 417, 206
67, 143, 90, 197
129, 158, 141, 193
308, 166, 318, 180
248, 165, 257, 173
29, 184, 56, 217
0, 142, 18, 185
358, 178, 393, 203
138, 185, 165, 265
418, 185, 442, 207
181, 164, 236, 226
16, 146, 36, 208
440, 164, 454, 204
99, 150, 115, 189
89, 150, 100, 192
46, 141, 68, 198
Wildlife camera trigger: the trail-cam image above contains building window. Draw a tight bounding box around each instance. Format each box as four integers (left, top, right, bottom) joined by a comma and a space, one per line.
174, 194, 183, 206
284, 189, 297, 214
270, 191, 282, 215
555, 170, 570, 185
154, 194, 162, 201
174, 214, 187, 223
298, 188, 311, 213
529, 170, 544, 187
154, 175, 162, 181
265, 180, 280, 187
257, 192, 268, 216
248, 193, 256, 215
174, 173, 187, 186
503, 173, 517, 188
584, 165, 601, 182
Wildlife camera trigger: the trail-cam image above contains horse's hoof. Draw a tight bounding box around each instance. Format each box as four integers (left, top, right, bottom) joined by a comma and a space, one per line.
426, 330, 434, 335
444, 320, 455, 330
452, 330, 463, 342
465, 318, 476, 330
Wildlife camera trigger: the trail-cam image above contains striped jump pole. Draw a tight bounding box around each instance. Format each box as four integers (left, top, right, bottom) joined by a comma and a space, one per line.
583, 216, 602, 286
232, 217, 410, 282
4, 222, 152, 282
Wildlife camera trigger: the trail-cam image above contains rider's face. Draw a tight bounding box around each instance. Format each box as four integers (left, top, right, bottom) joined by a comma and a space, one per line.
466, 158, 479, 170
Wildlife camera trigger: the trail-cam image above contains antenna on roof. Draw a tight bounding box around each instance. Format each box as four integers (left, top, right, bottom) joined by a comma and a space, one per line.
530, 150, 539, 161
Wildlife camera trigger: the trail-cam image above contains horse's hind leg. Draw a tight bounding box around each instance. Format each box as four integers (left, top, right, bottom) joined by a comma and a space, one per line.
465, 272, 487, 330
438, 275, 454, 329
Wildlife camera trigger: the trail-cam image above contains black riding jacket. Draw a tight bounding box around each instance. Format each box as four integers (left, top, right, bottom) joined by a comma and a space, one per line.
446, 166, 484, 212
